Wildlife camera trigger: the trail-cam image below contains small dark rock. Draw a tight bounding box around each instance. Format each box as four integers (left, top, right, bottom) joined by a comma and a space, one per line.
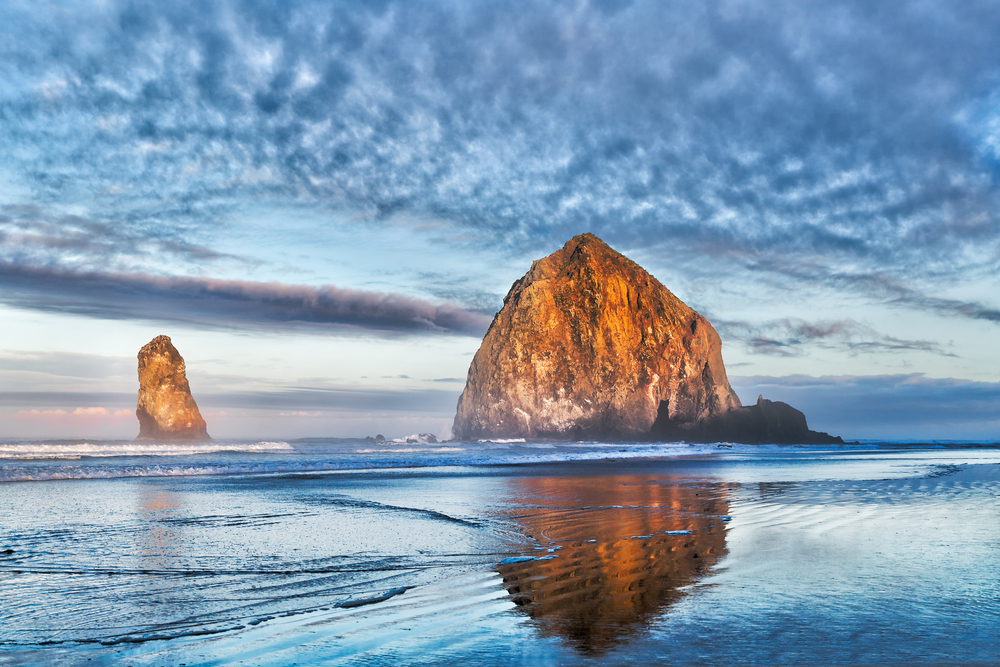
650, 394, 843, 445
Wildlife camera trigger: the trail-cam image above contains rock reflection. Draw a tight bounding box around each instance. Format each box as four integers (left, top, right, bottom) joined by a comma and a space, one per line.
497, 475, 730, 653
136, 487, 183, 570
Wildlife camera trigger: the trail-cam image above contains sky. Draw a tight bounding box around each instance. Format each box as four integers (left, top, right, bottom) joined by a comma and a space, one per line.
1, 0, 999, 441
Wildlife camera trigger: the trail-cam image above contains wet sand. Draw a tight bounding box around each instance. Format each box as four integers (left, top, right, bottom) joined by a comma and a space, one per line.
1, 449, 999, 665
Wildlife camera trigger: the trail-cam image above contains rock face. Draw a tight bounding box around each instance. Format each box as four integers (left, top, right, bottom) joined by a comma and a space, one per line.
453, 233, 842, 445
453, 233, 741, 440
135, 335, 211, 442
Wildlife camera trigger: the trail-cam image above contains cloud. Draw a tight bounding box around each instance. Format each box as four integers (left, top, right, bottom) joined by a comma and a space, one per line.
3, 0, 1000, 331
0, 262, 492, 335
729, 374, 1000, 440
0, 385, 460, 413
7, 375, 996, 441
13, 407, 133, 420
0, 392, 135, 408
4, 2, 1000, 247
715, 317, 954, 357
741, 257, 1000, 325
0, 350, 133, 380
0, 205, 250, 271
415, 272, 504, 313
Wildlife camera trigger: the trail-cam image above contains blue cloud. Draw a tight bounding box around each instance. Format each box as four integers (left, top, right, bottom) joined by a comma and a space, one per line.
731, 374, 1000, 441
714, 317, 956, 358
2, 0, 1000, 327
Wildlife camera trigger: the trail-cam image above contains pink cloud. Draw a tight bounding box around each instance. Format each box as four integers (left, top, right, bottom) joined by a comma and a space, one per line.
15, 407, 133, 420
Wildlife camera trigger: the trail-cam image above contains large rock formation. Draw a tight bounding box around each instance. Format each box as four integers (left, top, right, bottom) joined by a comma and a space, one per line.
135, 335, 211, 442
453, 233, 841, 444
454, 233, 741, 440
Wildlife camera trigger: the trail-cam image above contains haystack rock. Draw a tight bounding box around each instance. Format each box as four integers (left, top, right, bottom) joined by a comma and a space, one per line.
453, 233, 739, 440
135, 335, 211, 442
453, 233, 841, 444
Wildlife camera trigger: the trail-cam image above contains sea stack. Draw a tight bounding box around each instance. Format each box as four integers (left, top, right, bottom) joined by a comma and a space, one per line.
454, 233, 741, 440
135, 335, 211, 442
453, 233, 841, 444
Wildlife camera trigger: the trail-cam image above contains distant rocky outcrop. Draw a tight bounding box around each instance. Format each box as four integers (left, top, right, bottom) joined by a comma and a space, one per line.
135, 335, 211, 442
650, 394, 841, 444
453, 233, 841, 445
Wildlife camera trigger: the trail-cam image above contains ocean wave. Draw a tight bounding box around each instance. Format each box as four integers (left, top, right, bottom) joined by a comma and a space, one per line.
0, 441, 745, 482
0, 460, 354, 483
391, 433, 444, 445
353, 447, 466, 454
0, 440, 294, 461
0, 439, 983, 483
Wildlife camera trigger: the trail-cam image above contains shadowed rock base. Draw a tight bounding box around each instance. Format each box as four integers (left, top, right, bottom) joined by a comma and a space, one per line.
135, 335, 211, 442
649, 394, 843, 444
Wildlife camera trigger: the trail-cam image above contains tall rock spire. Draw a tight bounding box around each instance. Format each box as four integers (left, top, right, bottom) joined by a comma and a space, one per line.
135, 335, 211, 442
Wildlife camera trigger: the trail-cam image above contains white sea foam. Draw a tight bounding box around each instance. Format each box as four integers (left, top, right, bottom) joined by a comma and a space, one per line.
0, 438, 979, 483
0, 460, 345, 483
0, 440, 294, 461
391, 434, 443, 445
353, 447, 465, 454
0, 440, 713, 482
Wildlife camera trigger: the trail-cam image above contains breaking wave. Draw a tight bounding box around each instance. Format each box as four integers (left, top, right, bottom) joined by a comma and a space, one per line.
0, 440, 294, 460
0, 437, 991, 483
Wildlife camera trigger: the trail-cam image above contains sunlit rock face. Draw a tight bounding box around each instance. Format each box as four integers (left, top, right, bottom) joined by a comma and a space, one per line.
453, 233, 741, 440
496, 475, 729, 653
135, 335, 211, 442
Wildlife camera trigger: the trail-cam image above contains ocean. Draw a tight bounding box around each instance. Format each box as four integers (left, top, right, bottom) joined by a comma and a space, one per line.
1, 438, 998, 665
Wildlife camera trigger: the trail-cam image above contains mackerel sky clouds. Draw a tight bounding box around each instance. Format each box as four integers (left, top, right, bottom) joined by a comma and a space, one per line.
2, 0, 999, 439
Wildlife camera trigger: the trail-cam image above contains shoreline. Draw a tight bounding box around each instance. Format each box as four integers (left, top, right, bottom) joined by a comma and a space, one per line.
2, 451, 999, 665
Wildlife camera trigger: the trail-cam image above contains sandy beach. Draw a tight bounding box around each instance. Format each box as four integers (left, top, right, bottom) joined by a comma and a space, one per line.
1, 443, 998, 665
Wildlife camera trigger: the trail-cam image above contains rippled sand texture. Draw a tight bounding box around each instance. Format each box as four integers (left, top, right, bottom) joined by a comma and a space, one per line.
0, 473, 506, 650
2, 454, 999, 666
497, 475, 729, 652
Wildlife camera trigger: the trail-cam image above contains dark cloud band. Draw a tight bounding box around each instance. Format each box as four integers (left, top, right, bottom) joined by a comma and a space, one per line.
0, 262, 492, 335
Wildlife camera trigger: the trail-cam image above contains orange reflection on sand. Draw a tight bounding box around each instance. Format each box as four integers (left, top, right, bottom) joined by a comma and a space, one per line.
497, 475, 730, 652
137, 487, 182, 569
